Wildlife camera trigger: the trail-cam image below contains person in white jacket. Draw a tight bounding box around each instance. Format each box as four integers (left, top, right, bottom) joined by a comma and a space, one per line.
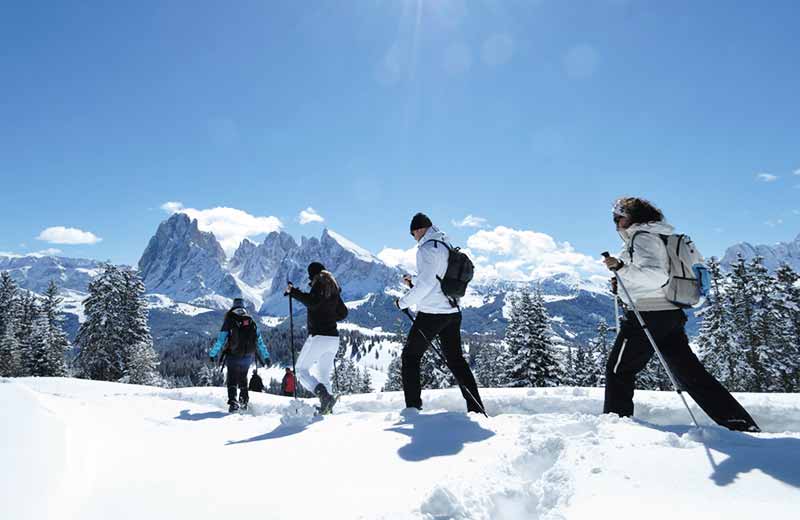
602, 197, 759, 432
396, 213, 485, 413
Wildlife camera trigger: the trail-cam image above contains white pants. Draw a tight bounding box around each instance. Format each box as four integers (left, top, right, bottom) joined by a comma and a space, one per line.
295, 335, 340, 394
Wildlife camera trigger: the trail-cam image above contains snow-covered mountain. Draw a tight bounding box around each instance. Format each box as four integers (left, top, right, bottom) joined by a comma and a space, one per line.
721, 232, 800, 272
138, 213, 242, 309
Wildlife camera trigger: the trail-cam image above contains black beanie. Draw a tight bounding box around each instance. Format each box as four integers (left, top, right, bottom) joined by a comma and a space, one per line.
308, 261, 325, 278
232, 298, 245, 309
410, 213, 433, 233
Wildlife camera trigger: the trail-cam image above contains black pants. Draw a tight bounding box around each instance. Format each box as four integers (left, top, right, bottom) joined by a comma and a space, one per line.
226, 355, 251, 405
402, 312, 484, 412
604, 310, 759, 432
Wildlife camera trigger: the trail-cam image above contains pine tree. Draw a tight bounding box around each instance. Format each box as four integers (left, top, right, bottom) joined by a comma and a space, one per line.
572, 345, 595, 387
360, 368, 373, 393
562, 345, 576, 386
697, 258, 749, 391
0, 272, 21, 376
16, 291, 40, 377
774, 263, 800, 391
474, 341, 506, 387
747, 257, 785, 391
38, 281, 69, 377
383, 354, 403, 391
75, 264, 127, 381
504, 288, 561, 388
726, 255, 758, 390
119, 268, 159, 385
591, 319, 613, 387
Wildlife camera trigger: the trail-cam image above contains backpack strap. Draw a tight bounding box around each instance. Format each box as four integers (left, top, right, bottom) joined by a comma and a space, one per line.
627, 230, 649, 261
425, 239, 460, 310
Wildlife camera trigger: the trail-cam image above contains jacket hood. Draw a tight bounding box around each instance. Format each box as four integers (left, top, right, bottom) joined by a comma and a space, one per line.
419, 226, 448, 246
619, 221, 675, 242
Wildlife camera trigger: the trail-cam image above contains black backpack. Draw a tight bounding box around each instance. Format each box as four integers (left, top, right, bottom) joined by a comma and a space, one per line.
428, 239, 474, 305
334, 294, 349, 322
226, 312, 258, 355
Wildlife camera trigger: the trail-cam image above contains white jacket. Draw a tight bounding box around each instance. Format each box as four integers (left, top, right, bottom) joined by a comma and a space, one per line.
616, 221, 679, 312
398, 227, 460, 315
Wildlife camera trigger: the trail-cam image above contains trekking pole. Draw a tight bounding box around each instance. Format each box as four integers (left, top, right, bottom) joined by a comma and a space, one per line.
602, 252, 701, 428
400, 308, 488, 418
287, 280, 297, 400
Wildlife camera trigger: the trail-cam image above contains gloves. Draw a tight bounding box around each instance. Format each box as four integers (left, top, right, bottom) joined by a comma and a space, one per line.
263, 358, 272, 369
209, 355, 217, 364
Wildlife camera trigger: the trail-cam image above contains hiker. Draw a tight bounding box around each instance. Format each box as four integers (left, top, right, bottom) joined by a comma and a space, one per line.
602, 197, 760, 432
281, 367, 296, 397
209, 298, 271, 413
285, 262, 348, 414
249, 368, 264, 393
396, 213, 485, 414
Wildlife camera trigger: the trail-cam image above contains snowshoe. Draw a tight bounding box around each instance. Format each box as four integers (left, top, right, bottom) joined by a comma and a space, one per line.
314, 384, 337, 415
228, 400, 240, 413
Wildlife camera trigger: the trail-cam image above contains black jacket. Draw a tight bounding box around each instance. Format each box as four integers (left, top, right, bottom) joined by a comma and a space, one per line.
289, 272, 345, 337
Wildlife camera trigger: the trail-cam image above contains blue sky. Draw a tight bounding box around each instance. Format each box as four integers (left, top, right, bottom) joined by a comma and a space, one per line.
2, 0, 799, 276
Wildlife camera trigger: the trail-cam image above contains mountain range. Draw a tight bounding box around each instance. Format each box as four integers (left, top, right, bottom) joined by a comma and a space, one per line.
721, 232, 800, 273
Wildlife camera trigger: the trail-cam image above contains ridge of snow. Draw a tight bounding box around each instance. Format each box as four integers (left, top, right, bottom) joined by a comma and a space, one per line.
325, 229, 377, 263
345, 294, 373, 309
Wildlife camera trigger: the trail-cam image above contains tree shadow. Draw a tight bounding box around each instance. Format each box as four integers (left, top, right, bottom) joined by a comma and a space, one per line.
385, 412, 495, 462
638, 421, 800, 489
225, 417, 323, 446
175, 409, 228, 421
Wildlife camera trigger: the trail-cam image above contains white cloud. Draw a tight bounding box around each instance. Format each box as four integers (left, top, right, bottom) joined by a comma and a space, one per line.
377, 246, 418, 274
37, 227, 102, 245
298, 207, 325, 225
466, 226, 606, 283
452, 215, 488, 228
765, 219, 784, 227
563, 45, 600, 79
161, 202, 283, 255
794, 168, 800, 176
756, 172, 778, 182
34, 248, 62, 256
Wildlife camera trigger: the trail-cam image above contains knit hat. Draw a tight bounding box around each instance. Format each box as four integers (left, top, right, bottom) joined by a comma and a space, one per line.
232, 298, 245, 309
410, 212, 433, 233
308, 261, 326, 279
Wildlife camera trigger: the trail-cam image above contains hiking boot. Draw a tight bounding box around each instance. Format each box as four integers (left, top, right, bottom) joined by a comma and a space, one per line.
314, 384, 337, 415
228, 400, 239, 413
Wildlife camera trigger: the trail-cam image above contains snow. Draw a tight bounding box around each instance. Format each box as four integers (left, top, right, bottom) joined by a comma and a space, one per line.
229, 272, 270, 310
338, 322, 393, 337
326, 229, 378, 263
260, 316, 286, 328
60, 289, 88, 323
346, 293, 373, 309
145, 293, 214, 317
3, 378, 799, 520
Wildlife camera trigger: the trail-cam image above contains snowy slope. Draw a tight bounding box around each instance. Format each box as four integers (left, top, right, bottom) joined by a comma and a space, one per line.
2, 378, 798, 520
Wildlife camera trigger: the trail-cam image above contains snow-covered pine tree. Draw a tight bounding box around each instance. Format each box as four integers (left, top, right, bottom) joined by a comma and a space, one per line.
591, 319, 613, 387
726, 254, 758, 391
16, 290, 41, 377
748, 257, 785, 392
420, 347, 455, 389
0, 272, 21, 376
697, 258, 749, 391
38, 281, 69, 377
75, 264, 127, 381
474, 341, 506, 387
383, 354, 403, 391
360, 367, 373, 393
562, 345, 576, 386
773, 263, 800, 391
572, 344, 595, 387
504, 288, 561, 388
119, 268, 159, 385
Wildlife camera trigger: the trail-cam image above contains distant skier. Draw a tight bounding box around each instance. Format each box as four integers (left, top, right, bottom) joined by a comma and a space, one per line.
209, 298, 271, 413
285, 262, 348, 414
396, 213, 485, 414
281, 367, 297, 397
602, 197, 760, 432
249, 368, 264, 393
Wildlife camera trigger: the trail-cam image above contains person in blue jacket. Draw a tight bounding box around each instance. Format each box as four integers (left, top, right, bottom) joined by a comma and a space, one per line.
209, 298, 271, 412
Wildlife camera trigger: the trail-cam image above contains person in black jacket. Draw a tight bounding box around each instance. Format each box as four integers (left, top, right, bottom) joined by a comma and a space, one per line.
248, 368, 264, 393
285, 262, 347, 414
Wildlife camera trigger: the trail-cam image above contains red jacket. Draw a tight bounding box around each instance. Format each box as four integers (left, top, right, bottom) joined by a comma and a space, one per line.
282, 372, 296, 394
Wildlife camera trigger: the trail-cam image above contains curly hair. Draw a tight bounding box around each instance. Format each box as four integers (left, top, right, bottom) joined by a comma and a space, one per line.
613, 197, 665, 225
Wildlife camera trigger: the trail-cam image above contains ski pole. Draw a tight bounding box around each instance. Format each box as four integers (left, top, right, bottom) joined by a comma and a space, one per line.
287, 280, 297, 400
400, 308, 489, 418
602, 252, 701, 428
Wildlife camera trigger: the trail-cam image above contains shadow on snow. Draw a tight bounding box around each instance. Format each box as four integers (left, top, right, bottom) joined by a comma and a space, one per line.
175, 409, 229, 421
639, 421, 800, 489
385, 411, 495, 462
225, 417, 324, 446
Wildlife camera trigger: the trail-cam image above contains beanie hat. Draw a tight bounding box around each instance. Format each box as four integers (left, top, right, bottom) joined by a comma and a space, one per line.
308, 261, 326, 279
410, 213, 433, 233
232, 298, 245, 309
